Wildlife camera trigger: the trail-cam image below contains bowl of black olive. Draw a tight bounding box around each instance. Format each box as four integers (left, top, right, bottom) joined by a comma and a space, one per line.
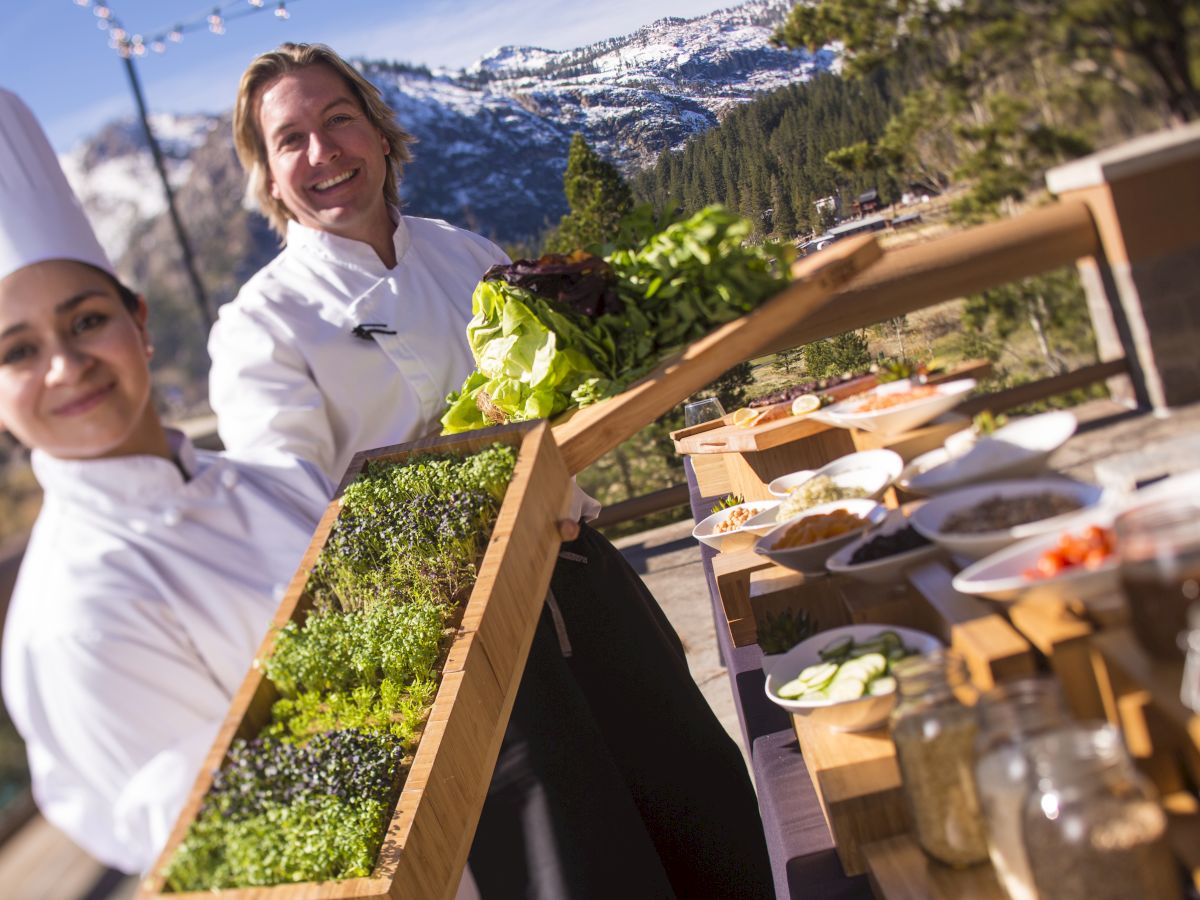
826, 513, 941, 584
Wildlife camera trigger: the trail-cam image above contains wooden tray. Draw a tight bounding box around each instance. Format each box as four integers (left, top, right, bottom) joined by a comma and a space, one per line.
670, 374, 878, 455
551, 234, 884, 474
671, 359, 992, 457
139, 422, 570, 900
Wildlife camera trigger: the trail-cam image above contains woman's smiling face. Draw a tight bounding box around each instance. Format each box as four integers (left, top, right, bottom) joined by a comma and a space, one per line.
0, 260, 160, 460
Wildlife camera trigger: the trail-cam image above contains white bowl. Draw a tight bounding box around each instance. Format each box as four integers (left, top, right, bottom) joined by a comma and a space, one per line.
814, 378, 976, 436
899, 411, 1078, 495
767, 449, 904, 500
909, 478, 1106, 562
764, 624, 943, 731
826, 508, 942, 585
952, 508, 1118, 605
754, 499, 888, 575
692, 500, 782, 552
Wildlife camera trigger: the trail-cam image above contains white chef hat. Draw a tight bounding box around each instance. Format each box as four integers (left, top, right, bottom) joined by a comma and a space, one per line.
0, 87, 115, 284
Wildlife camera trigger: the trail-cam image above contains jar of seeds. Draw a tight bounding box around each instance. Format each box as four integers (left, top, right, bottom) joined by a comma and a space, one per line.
973, 678, 1069, 900
1022, 723, 1181, 900
889, 650, 989, 867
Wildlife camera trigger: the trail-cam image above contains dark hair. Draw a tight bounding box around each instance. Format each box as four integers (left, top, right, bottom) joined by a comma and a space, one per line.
110, 275, 139, 314
82, 264, 138, 313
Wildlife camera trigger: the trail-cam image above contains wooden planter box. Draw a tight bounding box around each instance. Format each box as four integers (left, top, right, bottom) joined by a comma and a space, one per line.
139, 421, 570, 900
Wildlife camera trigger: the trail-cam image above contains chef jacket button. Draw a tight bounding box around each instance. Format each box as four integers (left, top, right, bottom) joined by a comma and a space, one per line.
161, 508, 182, 527
221, 469, 239, 489
130, 519, 149, 534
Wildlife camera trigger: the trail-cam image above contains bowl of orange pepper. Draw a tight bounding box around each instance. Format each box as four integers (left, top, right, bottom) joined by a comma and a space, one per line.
755, 499, 887, 575
953, 510, 1119, 606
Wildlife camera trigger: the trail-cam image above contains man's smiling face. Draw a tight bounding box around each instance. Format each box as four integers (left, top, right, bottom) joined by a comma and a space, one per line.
258, 63, 392, 245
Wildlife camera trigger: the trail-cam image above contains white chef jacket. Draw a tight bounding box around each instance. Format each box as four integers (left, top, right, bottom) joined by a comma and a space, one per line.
208, 215, 508, 486
0, 431, 329, 874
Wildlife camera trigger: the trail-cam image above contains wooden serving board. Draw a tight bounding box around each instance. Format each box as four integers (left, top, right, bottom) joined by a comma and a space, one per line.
139, 421, 570, 900
552, 234, 884, 474
671, 359, 992, 457
671, 374, 879, 455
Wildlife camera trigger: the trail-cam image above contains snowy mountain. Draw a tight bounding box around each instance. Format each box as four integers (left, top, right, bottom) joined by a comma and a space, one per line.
61, 0, 830, 391
60, 114, 217, 263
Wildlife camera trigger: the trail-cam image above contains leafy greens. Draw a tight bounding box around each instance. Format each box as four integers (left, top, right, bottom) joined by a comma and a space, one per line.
441, 205, 793, 434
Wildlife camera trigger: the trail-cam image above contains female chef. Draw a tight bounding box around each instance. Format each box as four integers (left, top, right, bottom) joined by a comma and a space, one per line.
207, 43, 773, 899
0, 88, 329, 875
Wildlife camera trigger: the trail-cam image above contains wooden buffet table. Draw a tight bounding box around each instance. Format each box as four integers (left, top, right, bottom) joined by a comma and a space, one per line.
683, 410, 1200, 899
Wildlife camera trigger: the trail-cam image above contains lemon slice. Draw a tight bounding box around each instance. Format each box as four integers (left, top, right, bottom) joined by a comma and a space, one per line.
732, 407, 759, 428
790, 394, 822, 417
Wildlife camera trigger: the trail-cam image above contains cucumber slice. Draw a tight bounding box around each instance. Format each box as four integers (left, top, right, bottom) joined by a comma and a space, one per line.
776, 676, 810, 699
819, 636, 854, 661
886, 645, 912, 663
868, 676, 897, 696
827, 678, 867, 702
834, 659, 873, 681
797, 662, 839, 685
854, 653, 889, 679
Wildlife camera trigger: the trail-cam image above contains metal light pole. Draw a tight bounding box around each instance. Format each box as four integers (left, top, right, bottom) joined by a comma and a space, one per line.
120, 49, 212, 328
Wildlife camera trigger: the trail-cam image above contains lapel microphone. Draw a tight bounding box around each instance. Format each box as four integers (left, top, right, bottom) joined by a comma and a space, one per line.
351, 323, 397, 340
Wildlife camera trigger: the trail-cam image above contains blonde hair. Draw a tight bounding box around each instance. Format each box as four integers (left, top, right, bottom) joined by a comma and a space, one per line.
233, 42, 415, 237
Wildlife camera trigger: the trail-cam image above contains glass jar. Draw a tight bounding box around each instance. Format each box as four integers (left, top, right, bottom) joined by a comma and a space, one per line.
973, 678, 1069, 900
889, 650, 990, 867
1180, 602, 1200, 713
1023, 723, 1181, 900
1115, 495, 1200, 662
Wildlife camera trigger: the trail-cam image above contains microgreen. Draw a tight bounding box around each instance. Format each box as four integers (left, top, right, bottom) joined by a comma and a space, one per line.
164, 444, 516, 889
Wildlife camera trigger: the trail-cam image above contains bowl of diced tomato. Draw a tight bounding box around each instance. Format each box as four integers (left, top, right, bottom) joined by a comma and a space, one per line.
952, 507, 1119, 605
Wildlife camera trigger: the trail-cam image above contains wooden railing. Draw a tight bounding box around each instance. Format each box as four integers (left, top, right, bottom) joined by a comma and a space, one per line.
767, 199, 1102, 355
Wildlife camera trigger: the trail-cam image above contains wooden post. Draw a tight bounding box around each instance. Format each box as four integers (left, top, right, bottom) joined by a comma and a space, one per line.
1046, 122, 1200, 412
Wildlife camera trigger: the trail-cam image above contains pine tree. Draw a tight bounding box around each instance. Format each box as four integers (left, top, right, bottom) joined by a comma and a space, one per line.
545, 133, 634, 253
771, 0, 1197, 219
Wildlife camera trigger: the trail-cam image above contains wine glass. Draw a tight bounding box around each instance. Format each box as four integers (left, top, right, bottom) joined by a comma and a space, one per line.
684, 397, 726, 427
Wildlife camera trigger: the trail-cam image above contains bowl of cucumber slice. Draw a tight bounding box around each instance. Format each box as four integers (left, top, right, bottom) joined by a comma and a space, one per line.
763, 625, 943, 731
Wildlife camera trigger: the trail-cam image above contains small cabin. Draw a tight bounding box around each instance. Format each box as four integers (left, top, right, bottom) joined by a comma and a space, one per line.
854, 188, 881, 216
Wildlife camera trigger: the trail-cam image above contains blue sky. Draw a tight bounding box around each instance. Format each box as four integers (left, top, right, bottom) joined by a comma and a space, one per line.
1, 0, 733, 151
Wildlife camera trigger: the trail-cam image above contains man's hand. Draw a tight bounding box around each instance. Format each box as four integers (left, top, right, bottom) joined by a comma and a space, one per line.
558, 519, 581, 542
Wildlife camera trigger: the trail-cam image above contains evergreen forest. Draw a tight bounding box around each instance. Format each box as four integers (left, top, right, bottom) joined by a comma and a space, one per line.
630, 70, 905, 238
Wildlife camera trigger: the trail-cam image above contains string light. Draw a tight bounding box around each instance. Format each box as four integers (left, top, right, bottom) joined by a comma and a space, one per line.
77, 0, 302, 59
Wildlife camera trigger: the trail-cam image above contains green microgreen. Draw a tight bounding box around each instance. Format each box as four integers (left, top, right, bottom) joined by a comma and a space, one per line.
163, 444, 517, 890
